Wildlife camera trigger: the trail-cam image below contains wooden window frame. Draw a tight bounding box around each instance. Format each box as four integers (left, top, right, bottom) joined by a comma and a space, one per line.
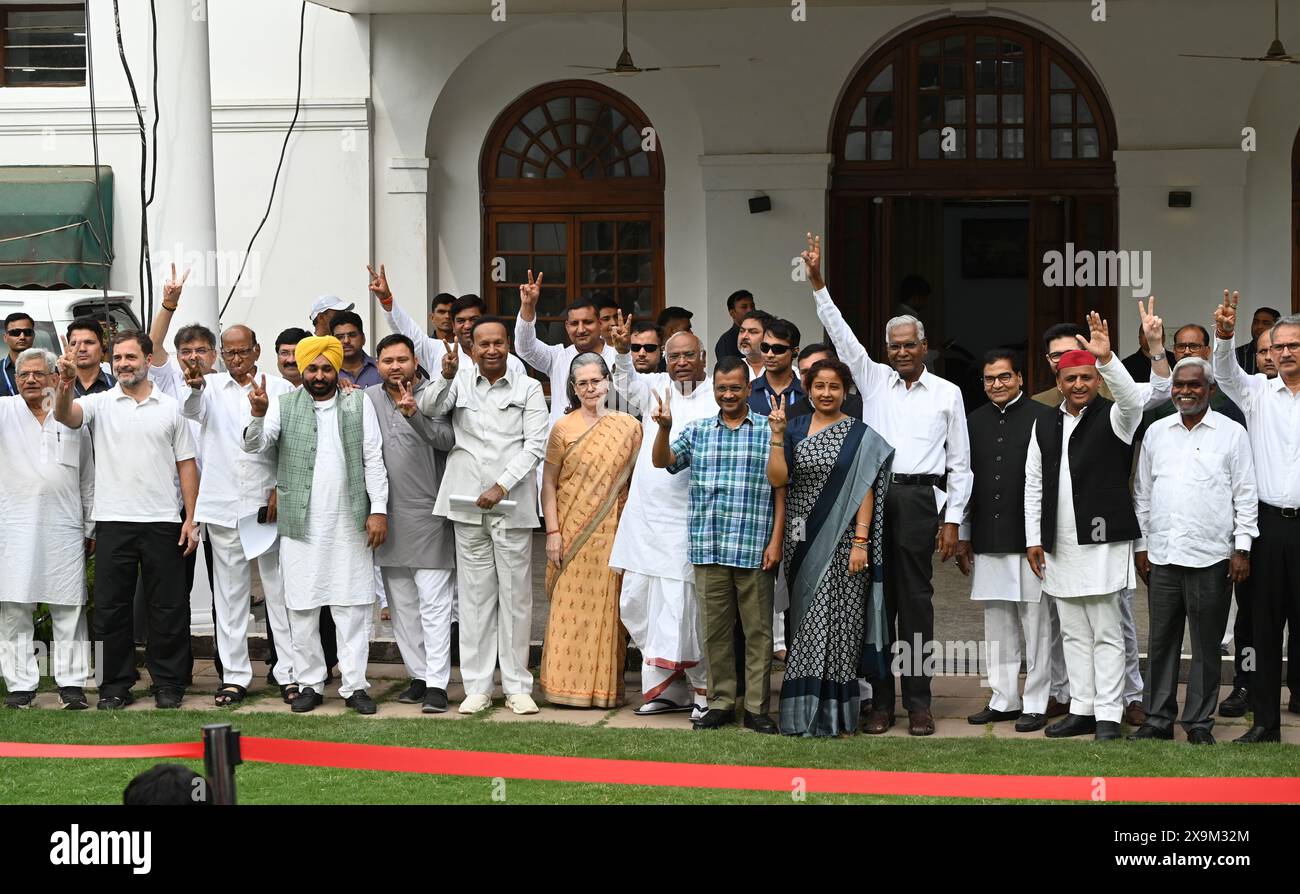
0, 4, 87, 88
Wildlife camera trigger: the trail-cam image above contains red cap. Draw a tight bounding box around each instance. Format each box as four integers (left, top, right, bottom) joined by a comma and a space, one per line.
1057, 349, 1097, 370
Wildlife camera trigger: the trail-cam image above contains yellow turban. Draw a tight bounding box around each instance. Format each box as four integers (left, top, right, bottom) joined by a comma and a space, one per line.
295, 335, 343, 373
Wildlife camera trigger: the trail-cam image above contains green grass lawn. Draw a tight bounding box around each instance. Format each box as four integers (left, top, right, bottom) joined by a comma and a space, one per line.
2, 706, 1296, 805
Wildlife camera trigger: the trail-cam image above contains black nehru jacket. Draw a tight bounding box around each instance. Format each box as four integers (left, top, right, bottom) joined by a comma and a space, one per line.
1035, 395, 1141, 553
966, 394, 1055, 555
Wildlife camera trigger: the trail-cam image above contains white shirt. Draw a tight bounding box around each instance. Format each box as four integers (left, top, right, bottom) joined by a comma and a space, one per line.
1213, 335, 1300, 508
385, 301, 527, 380
1134, 409, 1258, 567
149, 355, 204, 466
813, 286, 972, 524
418, 365, 548, 528
513, 315, 619, 429
76, 383, 196, 523
183, 370, 294, 528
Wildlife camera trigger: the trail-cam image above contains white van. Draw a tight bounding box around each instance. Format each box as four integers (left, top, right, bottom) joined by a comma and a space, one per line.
0, 289, 141, 352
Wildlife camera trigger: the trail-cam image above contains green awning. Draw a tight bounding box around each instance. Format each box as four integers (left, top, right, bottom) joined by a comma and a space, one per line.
0, 165, 114, 289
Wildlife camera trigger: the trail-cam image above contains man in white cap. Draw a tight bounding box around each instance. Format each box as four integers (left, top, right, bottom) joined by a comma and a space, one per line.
310, 296, 355, 337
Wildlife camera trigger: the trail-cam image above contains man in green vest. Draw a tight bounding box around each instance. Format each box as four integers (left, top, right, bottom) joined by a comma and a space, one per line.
243, 335, 390, 714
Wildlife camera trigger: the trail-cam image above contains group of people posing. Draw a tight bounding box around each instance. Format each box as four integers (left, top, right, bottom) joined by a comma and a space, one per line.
1, 232, 1295, 745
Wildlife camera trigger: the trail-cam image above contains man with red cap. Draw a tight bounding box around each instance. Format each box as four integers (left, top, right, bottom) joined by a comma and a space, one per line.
1024, 310, 1151, 741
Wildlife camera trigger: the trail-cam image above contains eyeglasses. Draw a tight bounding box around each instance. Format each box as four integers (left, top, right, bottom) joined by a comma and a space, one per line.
1046, 351, 1068, 363
1173, 342, 1207, 353
221, 348, 255, 359
666, 351, 699, 363
178, 347, 213, 359
1269, 342, 1300, 354
6, 328, 34, 338
760, 342, 792, 355
574, 378, 607, 390
887, 341, 921, 352
629, 344, 659, 353
15, 370, 49, 380
982, 372, 1016, 385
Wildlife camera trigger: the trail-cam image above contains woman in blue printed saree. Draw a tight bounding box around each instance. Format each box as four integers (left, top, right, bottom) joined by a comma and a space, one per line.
766, 358, 893, 736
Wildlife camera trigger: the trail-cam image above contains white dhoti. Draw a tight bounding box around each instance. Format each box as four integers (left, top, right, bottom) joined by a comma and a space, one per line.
207, 522, 292, 688
0, 602, 88, 690
1047, 596, 1071, 703
1053, 590, 1125, 723
382, 566, 455, 690
453, 518, 532, 697
1119, 586, 1144, 703
620, 571, 709, 705
972, 554, 1051, 714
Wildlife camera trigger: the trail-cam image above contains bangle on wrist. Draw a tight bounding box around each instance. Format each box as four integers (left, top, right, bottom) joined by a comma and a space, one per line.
162, 303, 178, 313
546, 529, 560, 536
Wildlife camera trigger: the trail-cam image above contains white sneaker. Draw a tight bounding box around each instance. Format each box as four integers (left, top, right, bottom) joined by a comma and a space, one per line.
458, 693, 493, 714
505, 693, 539, 715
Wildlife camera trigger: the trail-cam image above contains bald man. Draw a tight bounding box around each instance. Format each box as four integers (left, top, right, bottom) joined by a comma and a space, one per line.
182, 326, 295, 707
242, 336, 390, 714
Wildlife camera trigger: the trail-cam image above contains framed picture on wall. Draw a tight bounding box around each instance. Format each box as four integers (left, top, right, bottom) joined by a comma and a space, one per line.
961, 218, 1029, 279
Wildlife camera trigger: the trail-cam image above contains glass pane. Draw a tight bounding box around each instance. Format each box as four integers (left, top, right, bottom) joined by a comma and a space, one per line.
574, 149, 595, 174
533, 254, 566, 285
621, 287, 652, 317
943, 60, 964, 90
553, 124, 572, 146
1001, 60, 1024, 89
526, 143, 546, 163
619, 254, 652, 283
522, 106, 547, 133
575, 96, 600, 121
918, 61, 940, 90
521, 162, 542, 179
1002, 128, 1024, 159
620, 125, 641, 151
582, 254, 615, 284
917, 95, 941, 129
976, 94, 997, 124
920, 40, 941, 58
546, 98, 569, 122
497, 287, 520, 318
538, 288, 567, 317
580, 287, 614, 308
1049, 63, 1075, 90
505, 255, 531, 283
975, 35, 997, 56
1050, 128, 1074, 159
1077, 95, 1095, 124
918, 129, 940, 160
581, 221, 614, 251
619, 221, 650, 249
628, 152, 650, 176
943, 35, 965, 55
867, 64, 893, 92
1079, 128, 1100, 158
505, 126, 529, 154
611, 162, 629, 178
849, 98, 867, 127
1002, 93, 1024, 124
976, 128, 998, 159
869, 95, 893, 129
538, 129, 558, 151
870, 130, 893, 161
1050, 93, 1073, 124
496, 222, 528, 252
942, 128, 965, 160
496, 154, 518, 178
974, 57, 996, 88
844, 131, 867, 161
555, 149, 572, 168
576, 124, 592, 146
1002, 39, 1023, 55
543, 162, 563, 179
533, 223, 566, 252
944, 95, 965, 124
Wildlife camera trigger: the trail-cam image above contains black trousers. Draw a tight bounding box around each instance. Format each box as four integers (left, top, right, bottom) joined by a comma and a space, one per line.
1250, 506, 1300, 730
1232, 575, 1253, 690
96, 521, 193, 697
867, 482, 939, 712
1146, 562, 1231, 732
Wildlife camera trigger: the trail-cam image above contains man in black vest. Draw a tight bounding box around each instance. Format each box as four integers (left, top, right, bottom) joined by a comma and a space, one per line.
1025, 311, 1150, 741
957, 349, 1057, 732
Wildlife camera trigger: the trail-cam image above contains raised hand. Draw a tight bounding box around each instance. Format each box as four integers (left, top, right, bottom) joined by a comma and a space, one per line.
248, 374, 269, 417
801, 232, 824, 291
1138, 296, 1164, 357
441, 339, 460, 380
609, 309, 633, 354
650, 386, 673, 430
767, 392, 787, 440
56, 340, 77, 383
1214, 289, 1239, 339
395, 379, 417, 417
1076, 310, 1112, 362
182, 357, 206, 390
519, 269, 543, 311
163, 262, 191, 308
367, 263, 392, 309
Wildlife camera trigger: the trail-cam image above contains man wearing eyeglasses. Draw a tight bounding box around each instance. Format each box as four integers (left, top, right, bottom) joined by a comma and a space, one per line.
1141, 325, 1245, 429
0, 313, 37, 398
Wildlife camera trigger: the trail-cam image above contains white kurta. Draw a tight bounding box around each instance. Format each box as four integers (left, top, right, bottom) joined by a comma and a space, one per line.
248, 394, 388, 610
969, 552, 1041, 603
0, 397, 94, 606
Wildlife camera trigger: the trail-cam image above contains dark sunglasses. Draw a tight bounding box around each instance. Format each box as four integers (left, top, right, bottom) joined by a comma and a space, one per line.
629, 343, 659, 353
6, 328, 35, 338
760, 342, 792, 355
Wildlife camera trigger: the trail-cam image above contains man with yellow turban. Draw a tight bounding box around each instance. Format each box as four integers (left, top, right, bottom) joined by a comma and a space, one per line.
242, 335, 390, 714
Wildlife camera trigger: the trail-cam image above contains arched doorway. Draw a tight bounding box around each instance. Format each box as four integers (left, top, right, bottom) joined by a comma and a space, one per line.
1293, 128, 1299, 310
829, 17, 1118, 398
480, 80, 665, 346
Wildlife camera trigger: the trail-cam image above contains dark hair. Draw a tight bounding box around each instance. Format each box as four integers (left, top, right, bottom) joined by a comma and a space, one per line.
110, 329, 153, 355
451, 295, 486, 317
740, 309, 774, 327
899, 274, 932, 301
173, 324, 216, 350
725, 289, 754, 312
630, 320, 663, 341
565, 352, 610, 413
375, 333, 415, 358
805, 357, 854, 390
274, 327, 311, 351
330, 310, 365, 336
123, 764, 205, 806
764, 318, 801, 347
4, 312, 34, 329
1174, 323, 1211, 346
564, 297, 599, 320
656, 306, 692, 326
469, 315, 510, 344
983, 348, 1021, 373
66, 317, 107, 346
797, 342, 838, 363
1256, 307, 1282, 321
712, 355, 749, 379
594, 295, 619, 312
432, 292, 456, 309
1042, 323, 1086, 352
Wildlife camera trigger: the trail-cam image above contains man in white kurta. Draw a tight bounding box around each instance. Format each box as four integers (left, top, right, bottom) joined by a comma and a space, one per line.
609, 330, 718, 718
242, 336, 389, 714
0, 349, 94, 708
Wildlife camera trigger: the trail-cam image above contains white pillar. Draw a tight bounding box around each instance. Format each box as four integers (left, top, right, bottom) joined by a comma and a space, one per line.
150, 0, 219, 335
381, 156, 433, 334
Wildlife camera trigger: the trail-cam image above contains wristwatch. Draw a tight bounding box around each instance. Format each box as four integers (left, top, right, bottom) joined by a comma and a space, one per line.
1234, 549, 1250, 558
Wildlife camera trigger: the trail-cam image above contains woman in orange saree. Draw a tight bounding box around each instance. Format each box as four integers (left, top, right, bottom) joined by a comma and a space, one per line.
540, 353, 643, 708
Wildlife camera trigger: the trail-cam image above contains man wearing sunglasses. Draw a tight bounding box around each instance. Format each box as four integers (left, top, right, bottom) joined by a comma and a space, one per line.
1, 313, 37, 397
628, 320, 665, 375
747, 319, 804, 417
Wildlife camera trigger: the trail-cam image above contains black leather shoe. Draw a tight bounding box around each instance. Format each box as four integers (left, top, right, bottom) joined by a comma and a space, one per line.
1186, 728, 1216, 745
345, 690, 377, 715
1015, 713, 1048, 732
1217, 687, 1249, 718
291, 686, 323, 713
692, 708, 735, 730
1045, 713, 1096, 738
743, 711, 778, 734
154, 687, 184, 709
96, 692, 134, 711
967, 705, 1022, 724
3, 690, 36, 709
1127, 724, 1173, 741
422, 687, 449, 714
398, 680, 427, 704
58, 687, 89, 710
1095, 720, 1122, 741
1233, 725, 1281, 744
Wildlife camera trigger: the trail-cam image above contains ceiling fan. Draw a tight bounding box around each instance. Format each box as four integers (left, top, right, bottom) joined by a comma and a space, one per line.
568, 0, 720, 76
1179, 0, 1300, 65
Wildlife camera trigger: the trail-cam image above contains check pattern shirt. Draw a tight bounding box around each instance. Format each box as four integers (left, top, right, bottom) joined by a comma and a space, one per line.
666, 409, 774, 569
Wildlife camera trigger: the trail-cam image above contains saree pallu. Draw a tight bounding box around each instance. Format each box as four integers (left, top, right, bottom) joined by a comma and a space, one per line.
540, 411, 642, 707
778, 415, 894, 736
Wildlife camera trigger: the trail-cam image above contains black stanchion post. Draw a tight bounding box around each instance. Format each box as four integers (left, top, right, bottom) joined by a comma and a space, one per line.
201, 723, 242, 805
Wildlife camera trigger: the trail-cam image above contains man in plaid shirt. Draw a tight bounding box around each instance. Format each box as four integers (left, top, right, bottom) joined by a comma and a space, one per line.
652, 355, 785, 733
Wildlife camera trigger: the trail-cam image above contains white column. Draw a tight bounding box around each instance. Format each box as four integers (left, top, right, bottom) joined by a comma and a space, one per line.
381, 156, 432, 334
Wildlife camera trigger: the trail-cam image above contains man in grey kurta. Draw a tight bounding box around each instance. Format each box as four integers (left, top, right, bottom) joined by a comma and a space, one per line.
365, 335, 456, 714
